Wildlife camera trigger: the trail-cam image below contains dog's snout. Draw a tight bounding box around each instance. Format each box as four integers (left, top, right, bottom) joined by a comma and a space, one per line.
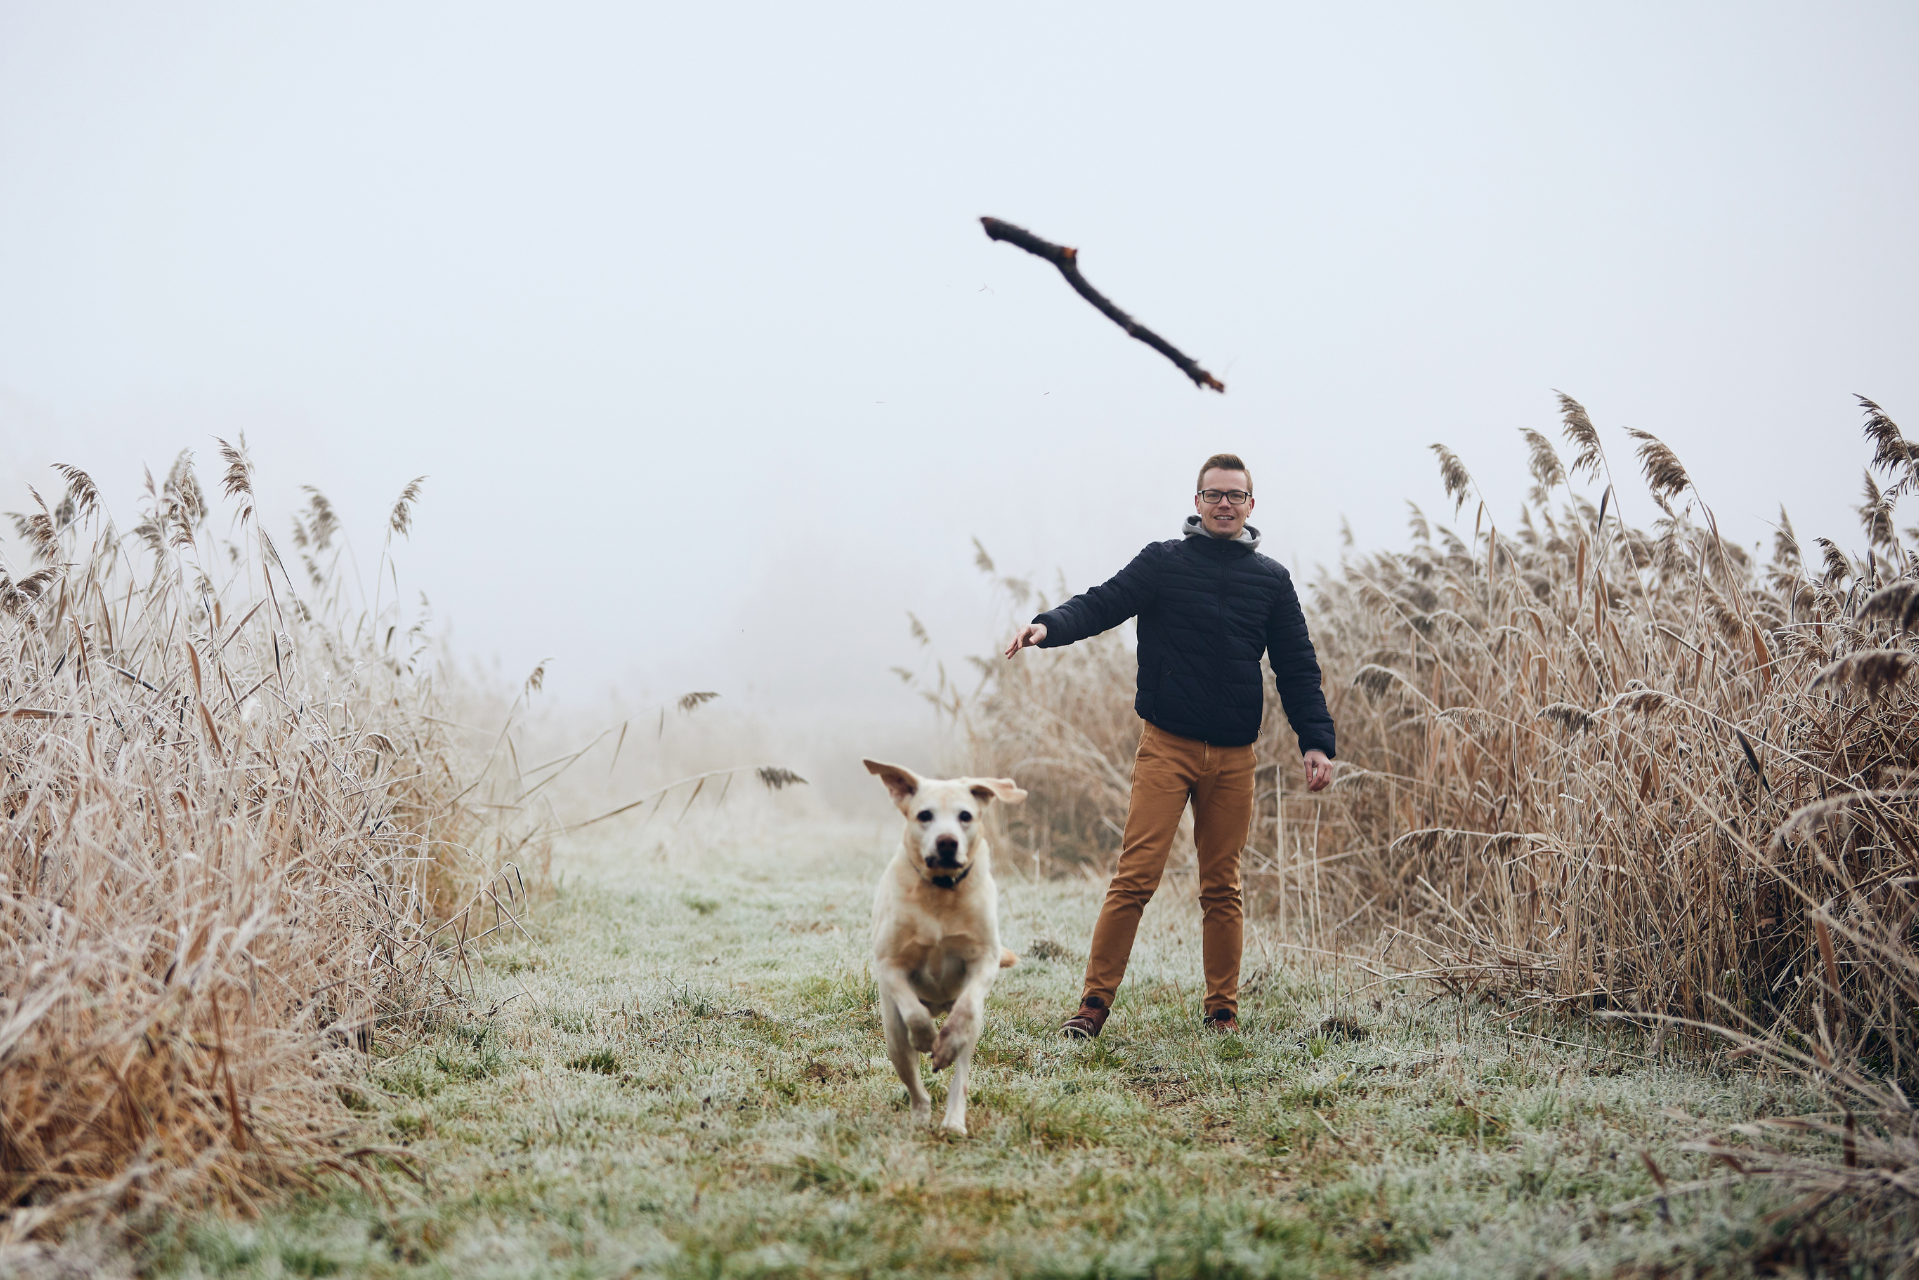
933, 835, 960, 865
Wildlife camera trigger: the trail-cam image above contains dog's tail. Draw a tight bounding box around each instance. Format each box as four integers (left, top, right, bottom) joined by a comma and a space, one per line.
999, 947, 1018, 969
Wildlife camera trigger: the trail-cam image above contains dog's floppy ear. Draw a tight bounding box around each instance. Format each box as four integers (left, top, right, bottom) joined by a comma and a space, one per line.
863, 758, 922, 808
967, 777, 1026, 807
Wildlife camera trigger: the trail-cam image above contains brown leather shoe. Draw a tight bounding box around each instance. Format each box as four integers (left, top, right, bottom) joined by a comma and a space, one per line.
1202, 1009, 1239, 1034
1061, 996, 1110, 1039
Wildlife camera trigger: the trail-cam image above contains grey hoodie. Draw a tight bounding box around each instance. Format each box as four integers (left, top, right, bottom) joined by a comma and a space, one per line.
1181, 513, 1261, 550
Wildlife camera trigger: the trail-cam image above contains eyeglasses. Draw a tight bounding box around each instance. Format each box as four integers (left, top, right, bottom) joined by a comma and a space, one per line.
1197, 489, 1251, 507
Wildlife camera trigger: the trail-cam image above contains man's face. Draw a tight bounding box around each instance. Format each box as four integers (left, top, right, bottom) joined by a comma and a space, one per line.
1195, 468, 1254, 538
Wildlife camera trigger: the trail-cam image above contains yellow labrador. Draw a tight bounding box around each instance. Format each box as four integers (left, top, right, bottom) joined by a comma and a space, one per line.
863, 759, 1024, 1136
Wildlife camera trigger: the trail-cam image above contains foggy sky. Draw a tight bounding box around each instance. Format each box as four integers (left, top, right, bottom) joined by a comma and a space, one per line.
3, 2, 1915, 727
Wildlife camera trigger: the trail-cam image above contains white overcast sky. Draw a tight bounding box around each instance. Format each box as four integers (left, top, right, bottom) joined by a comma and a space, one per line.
2, 3, 1915, 722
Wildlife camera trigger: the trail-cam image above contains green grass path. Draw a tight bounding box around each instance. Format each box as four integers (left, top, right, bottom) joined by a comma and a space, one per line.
156, 813, 1811, 1278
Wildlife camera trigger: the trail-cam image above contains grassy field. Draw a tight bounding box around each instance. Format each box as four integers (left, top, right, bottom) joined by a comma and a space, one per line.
121, 806, 1838, 1280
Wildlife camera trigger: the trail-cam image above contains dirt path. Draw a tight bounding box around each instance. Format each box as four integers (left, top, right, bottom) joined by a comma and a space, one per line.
154, 811, 1803, 1278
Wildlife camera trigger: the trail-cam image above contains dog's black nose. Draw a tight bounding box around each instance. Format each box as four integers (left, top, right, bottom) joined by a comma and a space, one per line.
933, 835, 960, 865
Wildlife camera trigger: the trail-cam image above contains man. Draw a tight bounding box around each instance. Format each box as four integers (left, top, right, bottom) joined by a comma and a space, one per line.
1004, 453, 1335, 1037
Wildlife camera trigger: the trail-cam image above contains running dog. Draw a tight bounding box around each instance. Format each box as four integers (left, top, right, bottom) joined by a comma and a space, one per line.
863, 758, 1024, 1136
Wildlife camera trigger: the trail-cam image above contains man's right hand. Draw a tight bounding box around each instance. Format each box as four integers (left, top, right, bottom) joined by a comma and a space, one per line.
1004, 622, 1047, 658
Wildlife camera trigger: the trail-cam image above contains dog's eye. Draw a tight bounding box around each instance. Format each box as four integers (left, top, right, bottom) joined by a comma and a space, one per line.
958, 810, 973, 823
916, 810, 933, 823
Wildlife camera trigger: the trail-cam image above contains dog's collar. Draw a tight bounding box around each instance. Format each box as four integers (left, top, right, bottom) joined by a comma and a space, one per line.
928, 865, 972, 890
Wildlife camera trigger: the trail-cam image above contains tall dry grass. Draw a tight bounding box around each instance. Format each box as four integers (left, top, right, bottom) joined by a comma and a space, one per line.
952, 396, 1919, 1240
916, 545, 1144, 871
0, 446, 534, 1238
1306, 397, 1916, 1053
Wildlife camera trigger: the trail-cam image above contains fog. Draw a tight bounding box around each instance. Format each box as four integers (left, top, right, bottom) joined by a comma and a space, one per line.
3, 3, 1916, 790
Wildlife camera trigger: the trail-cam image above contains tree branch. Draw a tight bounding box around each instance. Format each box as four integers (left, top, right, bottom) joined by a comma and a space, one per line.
980, 217, 1225, 393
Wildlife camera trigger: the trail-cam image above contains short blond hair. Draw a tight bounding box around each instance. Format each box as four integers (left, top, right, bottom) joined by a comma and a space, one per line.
1197, 453, 1252, 494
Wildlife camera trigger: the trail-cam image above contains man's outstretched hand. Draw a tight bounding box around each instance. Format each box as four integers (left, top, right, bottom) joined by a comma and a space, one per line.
1004, 622, 1047, 658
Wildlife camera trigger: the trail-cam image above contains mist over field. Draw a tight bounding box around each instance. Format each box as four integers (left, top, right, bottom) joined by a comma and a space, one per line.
3, 1, 1917, 801
10, 9, 1919, 1272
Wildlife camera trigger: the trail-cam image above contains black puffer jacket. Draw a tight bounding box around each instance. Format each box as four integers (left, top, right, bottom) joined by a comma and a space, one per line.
1032, 516, 1335, 754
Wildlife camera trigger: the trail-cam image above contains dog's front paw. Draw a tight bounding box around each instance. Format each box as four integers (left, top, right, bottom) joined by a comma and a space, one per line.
906, 1012, 936, 1053
939, 1118, 968, 1137
911, 1099, 931, 1124
930, 1026, 957, 1071
931, 1023, 973, 1071
931, 1005, 976, 1070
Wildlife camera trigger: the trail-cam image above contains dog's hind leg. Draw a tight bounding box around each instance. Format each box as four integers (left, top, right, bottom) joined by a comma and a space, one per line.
879, 989, 931, 1123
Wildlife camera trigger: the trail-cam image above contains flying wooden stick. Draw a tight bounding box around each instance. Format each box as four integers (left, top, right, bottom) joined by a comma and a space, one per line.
980, 217, 1224, 393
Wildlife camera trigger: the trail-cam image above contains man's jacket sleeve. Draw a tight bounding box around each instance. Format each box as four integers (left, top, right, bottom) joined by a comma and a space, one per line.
1265, 568, 1337, 758
1031, 544, 1162, 647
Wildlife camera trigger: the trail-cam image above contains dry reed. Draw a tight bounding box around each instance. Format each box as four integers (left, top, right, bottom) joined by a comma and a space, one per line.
927, 543, 1143, 870
0, 445, 531, 1238
950, 395, 1919, 1244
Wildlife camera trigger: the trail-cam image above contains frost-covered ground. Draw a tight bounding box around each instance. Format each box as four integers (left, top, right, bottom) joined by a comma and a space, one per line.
143, 808, 1824, 1278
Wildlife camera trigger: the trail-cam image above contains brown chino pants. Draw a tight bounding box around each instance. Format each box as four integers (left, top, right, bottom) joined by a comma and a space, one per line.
1082, 721, 1256, 1018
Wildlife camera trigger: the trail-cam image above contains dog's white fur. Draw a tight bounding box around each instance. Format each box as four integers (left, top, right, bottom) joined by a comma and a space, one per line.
863, 758, 1024, 1136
